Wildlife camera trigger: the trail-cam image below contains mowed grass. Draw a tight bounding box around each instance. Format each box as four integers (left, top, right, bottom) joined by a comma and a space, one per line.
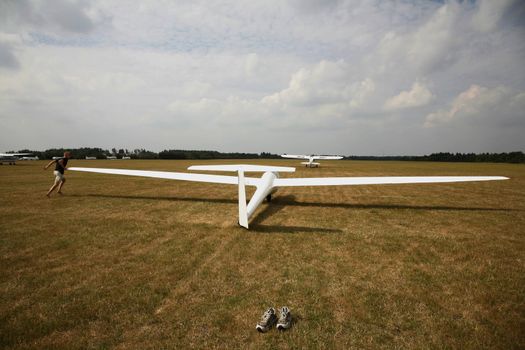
1, 159, 524, 349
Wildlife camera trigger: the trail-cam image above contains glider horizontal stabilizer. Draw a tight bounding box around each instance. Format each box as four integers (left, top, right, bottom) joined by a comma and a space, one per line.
188, 164, 295, 173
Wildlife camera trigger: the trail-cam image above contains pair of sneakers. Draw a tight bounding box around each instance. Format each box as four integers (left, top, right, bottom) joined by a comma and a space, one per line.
256, 306, 292, 333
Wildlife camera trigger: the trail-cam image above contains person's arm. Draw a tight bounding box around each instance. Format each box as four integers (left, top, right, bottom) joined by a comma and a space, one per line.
44, 160, 56, 170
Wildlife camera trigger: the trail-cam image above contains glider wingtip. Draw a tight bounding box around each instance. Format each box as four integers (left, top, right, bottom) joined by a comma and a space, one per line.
490, 176, 509, 180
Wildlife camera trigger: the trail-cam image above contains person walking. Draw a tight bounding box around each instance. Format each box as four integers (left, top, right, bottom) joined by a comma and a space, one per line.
44, 151, 71, 197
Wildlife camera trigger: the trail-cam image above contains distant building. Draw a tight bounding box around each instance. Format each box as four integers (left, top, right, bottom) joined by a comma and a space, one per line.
106, 156, 117, 160
122, 156, 131, 160
85, 156, 97, 160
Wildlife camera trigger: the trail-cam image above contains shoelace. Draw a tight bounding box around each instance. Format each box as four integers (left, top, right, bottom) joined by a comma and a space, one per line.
261, 309, 274, 323
280, 307, 289, 321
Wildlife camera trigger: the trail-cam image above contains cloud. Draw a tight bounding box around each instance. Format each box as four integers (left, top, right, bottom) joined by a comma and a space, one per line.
0, 0, 100, 35
424, 84, 525, 127
164, 58, 379, 133
471, 0, 515, 32
262, 60, 353, 107
376, 3, 461, 74
0, 0, 524, 154
0, 41, 19, 70
288, 0, 344, 14
384, 82, 433, 110
261, 60, 375, 111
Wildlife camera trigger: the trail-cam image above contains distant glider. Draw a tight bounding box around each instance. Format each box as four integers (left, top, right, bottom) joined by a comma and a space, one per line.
69, 164, 508, 229
281, 154, 343, 167
0, 153, 36, 165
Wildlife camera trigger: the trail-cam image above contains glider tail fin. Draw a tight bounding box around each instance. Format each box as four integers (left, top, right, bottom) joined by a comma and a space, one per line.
238, 170, 249, 229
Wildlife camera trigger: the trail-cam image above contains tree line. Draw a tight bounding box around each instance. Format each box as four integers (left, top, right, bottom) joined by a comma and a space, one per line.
9, 148, 281, 160
345, 152, 525, 163
7, 148, 525, 163
158, 150, 280, 159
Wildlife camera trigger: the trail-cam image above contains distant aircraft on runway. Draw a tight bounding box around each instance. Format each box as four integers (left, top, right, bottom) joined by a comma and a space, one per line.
0, 153, 36, 165
281, 154, 343, 167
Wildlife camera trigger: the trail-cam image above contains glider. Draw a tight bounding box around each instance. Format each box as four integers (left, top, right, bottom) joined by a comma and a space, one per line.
69, 164, 508, 229
0, 153, 35, 165
281, 154, 343, 167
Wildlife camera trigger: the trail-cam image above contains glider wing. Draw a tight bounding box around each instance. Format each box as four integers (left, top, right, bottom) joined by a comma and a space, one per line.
313, 155, 343, 160
274, 176, 509, 187
280, 154, 309, 159
0, 153, 34, 157
69, 167, 262, 186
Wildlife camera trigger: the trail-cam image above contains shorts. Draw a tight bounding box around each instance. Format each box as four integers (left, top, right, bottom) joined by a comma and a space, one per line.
53, 170, 65, 184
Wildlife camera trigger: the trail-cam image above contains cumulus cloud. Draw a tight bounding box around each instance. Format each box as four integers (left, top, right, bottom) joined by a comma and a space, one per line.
261, 60, 377, 114
424, 85, 525, 127
263, 60, 354, 107
384, 82, 433, 110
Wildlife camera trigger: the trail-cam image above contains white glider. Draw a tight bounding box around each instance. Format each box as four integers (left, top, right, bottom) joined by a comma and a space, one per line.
281, 154, 343, 167
0, 152, 35, 165
69, 164, 508, 229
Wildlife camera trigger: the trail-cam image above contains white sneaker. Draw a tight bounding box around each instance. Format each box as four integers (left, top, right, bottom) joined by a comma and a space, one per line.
276, 306, 292, 330
256, 307, 277, 333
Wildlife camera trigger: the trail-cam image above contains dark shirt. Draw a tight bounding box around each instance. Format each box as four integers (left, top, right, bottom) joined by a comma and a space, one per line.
55, 158, 68, 174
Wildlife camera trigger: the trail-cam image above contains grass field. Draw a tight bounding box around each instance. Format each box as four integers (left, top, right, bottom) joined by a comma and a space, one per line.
1, 159, 524, 349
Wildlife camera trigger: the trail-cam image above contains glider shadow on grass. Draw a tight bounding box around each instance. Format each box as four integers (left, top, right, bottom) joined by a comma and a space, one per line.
72, 193, 517, 234
76, 193, 518, 213
73, 193, 342, 233
271, 195, 520, 212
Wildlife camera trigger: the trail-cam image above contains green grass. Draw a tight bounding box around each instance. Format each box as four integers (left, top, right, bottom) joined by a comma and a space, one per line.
0, 159, 524, 349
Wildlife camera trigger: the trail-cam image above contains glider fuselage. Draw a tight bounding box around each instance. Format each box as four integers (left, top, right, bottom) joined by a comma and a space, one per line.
246, 171, 279, 219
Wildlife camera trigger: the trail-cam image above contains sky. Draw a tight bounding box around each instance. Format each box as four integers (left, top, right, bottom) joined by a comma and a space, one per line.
0, 0, 524, 155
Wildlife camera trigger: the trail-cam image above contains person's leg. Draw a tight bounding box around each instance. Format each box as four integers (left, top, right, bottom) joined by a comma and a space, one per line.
46, 181, 59, 197
57, 177, 66, 194
47, 172, 61, 197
